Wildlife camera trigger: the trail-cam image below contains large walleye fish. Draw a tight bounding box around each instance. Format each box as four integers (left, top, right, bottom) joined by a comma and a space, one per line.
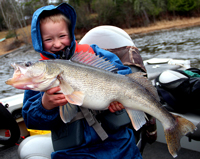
6, 51, 196, 158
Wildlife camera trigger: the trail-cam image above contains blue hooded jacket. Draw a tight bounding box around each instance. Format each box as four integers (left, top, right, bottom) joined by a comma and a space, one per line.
23, 3, 142, 159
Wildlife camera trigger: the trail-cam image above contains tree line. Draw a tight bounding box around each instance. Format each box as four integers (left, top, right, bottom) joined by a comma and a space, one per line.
71, 0, 200, 30
1, 0, 200, 41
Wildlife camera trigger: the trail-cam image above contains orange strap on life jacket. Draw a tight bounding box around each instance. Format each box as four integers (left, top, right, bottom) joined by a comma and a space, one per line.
74, 41, 95, 54
40, 41, 95, 60
40, 54, 49, 60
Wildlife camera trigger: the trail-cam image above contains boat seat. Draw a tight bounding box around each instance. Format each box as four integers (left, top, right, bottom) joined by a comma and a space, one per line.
79, 25, 135, 48
18, 133, 53, 159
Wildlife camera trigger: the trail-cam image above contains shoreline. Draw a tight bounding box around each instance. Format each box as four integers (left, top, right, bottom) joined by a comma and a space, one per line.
1, 17, 200, 56
123, 17, 200, 35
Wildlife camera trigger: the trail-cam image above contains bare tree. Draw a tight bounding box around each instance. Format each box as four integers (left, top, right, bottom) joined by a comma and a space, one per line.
9, 0, 29, 44
0, 0, 12, 30
134, 0, 151, 26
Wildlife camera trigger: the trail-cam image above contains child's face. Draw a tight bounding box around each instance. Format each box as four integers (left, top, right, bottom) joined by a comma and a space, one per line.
40, 20, 71, 54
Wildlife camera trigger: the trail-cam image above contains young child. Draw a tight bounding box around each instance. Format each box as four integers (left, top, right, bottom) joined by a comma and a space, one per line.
23, 3, 142, 159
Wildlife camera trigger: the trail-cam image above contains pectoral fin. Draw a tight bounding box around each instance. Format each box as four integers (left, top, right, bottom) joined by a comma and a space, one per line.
58, 73, 74, 95
58, 73, 85, 106
58, 73, 83, 122
65, 91, 85, 106
125, 108, 147, 131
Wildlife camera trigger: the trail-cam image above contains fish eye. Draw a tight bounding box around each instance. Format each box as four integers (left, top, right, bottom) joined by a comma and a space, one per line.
25, 61, 32, 67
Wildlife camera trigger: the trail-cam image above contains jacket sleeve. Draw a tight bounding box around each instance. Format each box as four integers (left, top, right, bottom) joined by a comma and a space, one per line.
90, 44, 132, 75
22, 90, 60, 130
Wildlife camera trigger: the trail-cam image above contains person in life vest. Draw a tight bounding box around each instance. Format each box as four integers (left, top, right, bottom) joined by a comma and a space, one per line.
22, 3, 142, 159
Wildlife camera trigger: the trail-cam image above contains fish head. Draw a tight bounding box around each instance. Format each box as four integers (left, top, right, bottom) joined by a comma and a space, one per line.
5, 61, 61, 91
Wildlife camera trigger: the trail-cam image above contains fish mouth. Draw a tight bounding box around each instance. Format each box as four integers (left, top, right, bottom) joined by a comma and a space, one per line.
6, 63, 21, 84
5, 74, 32, 90
5, 62, 32, 89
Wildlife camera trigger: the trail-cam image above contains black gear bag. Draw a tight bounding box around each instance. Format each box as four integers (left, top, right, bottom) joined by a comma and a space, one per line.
155, 68, 200, 114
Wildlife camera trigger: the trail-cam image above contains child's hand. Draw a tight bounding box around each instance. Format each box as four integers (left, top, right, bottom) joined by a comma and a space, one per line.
108, 101, 124, 113
42, 86, 68, 110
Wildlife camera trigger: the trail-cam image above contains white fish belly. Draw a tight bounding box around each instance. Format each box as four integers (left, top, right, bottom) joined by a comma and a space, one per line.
82, 95, 111, 110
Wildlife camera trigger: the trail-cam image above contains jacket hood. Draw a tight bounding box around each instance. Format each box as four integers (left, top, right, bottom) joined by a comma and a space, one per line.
31, 3, 76, 59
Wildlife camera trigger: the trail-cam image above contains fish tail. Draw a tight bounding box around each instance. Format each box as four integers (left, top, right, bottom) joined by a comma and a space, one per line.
164, 115, 197, 158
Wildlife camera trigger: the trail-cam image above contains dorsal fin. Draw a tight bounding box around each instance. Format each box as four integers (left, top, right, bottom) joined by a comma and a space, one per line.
70, 51, 118, 72
127, 72, 160, 101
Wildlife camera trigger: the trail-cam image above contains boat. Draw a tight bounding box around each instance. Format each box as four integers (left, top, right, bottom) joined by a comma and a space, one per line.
0, 25, 200, 159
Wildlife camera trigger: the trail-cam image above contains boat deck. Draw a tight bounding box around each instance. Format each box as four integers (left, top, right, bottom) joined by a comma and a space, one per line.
143, 141, 200, 159
1, 140, 200, 159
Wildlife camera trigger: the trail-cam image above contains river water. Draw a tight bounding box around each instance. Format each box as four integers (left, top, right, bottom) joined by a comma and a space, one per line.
0, 26, 200, 99
0, 46, 40, 99
131, 26, 200, 68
